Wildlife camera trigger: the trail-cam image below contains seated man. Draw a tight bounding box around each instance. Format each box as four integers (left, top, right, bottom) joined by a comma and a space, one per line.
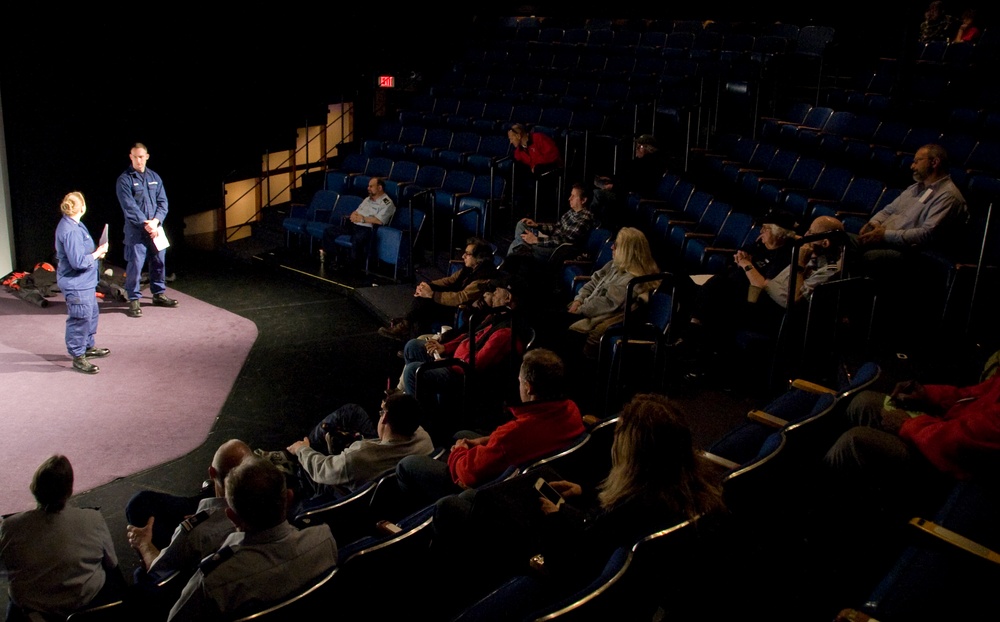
396, 348, 585, 506
125, 439, 253, 586
855, 144, 967, 271
378, 237, 497, 340
320, 177, 396, 269
285, 392, 434, 510
1, 455, 125, 621
733, 215, 845, 334
168, 458, 337, 621
822, 369, 1000, 536
506, 183, 596, 262
398, 282, 523, 395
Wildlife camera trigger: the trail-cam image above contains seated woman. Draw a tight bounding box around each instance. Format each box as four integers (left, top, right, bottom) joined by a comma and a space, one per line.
0, 455, 126, 621
432, 393, 726, 616
555, 226, 659, 360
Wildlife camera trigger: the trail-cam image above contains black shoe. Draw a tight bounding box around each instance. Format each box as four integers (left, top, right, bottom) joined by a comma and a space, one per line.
85, 347, 111, 358
377, 319, 410, 341
152, 294, 179, 307
127, 300, 142, 318
72, 356, 99, 374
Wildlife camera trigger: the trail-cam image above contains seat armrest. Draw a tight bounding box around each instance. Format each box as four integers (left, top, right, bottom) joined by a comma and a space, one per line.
746, 409, 788, 428
909, 517, 1000, 564
789, 378, 837, 394
698, 450, 740, 471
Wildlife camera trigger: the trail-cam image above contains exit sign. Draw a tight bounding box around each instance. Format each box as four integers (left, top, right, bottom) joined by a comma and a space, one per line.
378, 75, 395, 88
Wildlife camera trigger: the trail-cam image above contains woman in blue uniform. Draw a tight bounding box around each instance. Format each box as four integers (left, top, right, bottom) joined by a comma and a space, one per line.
54, 191, 110, 374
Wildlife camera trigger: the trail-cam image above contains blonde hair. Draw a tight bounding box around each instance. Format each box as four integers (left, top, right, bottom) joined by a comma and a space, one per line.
60, 191, 85, 216
611, 227, 658, 276
598, 394, 723, 518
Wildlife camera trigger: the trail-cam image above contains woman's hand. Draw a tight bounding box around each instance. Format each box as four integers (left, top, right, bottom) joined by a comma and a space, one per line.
567, 300, 582, 314
549, 480, 582, 498
539, 498, 561, 515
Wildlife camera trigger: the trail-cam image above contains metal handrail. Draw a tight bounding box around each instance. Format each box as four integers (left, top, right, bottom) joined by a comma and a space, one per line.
222, 101, 355, 242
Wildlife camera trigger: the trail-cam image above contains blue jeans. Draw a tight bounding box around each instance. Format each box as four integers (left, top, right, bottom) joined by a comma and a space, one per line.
402, 337, 454, 397
507, 220, 557, 261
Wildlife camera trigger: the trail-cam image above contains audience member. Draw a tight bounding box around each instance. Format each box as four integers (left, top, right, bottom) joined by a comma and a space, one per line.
319, 177, 396, 269
378, 237, 497, 341
168, 457, 337, 621
615, 134, 669, 198
432, 394, 726, 616
856, 145, 967, 260
507, 123, 563, 217
285, 392, 434, 510
507, 183, 596, 261
954, 8, 981, 42
125, 440, 253, 585
682, 209, 799, 353
0, 455, 125, 621
919, 1, 954, 42
554, 226, 660, 360
398, 282, 525, 408
824, 373, 1000, 503
396, 348, 585, 506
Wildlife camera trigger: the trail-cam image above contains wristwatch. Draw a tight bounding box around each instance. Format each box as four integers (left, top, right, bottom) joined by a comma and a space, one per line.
743, 264, 753, 272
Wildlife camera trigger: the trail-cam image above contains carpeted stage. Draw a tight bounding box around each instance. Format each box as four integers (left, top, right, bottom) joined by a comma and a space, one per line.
0, 288, 258, 517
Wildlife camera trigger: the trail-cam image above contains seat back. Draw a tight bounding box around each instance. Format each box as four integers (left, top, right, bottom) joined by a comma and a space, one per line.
230, 567, 340, 622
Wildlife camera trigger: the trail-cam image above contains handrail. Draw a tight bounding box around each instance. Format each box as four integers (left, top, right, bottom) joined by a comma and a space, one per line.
222, 101, 355, 243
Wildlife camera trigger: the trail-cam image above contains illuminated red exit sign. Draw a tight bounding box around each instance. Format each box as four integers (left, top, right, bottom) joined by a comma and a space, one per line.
378, 75, 395, 88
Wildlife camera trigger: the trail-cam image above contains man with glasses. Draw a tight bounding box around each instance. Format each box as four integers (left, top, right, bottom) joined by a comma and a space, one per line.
378, 237, 497, 341
856, 144, 967, 257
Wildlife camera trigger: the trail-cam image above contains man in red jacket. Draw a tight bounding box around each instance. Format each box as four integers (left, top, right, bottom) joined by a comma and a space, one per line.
396, 348, 585, 505
824, 372, 1000, 505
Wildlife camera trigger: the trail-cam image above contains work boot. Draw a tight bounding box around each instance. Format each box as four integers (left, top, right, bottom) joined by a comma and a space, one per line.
85, 347, 111, 358
127, 300, 142, 318
72, 356, 99, 374
152, 293, 179, 307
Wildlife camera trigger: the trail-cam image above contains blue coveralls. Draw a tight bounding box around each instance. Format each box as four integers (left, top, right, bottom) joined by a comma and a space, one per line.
55, 215, 99, 357
116, 166, 169, 301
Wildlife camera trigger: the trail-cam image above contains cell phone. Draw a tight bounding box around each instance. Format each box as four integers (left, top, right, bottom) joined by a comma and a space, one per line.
534, 478, 564, 507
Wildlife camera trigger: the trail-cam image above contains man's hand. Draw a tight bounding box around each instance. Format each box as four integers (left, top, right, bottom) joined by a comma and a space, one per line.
549, 480, 582, 498
880, 409, 912, 434
857, 223, 886, 246
415, 282, 433, 298
521, 230, 539, 245
126, 516, 159, 569
349, 211, 364, 224
287, 437, 310, 455
798, 243, 814, 267
520, 217, 537, 228
890, 380, 929, 409
144, 218, 160, 237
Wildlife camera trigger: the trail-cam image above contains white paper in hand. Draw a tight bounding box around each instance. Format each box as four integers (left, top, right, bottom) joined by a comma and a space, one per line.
153, 226, 170, 251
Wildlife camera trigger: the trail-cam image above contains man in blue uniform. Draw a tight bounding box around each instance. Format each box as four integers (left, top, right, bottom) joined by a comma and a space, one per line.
116, 142, 178, 318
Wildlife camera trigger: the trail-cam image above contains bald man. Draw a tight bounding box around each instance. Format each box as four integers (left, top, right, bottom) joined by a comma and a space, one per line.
737, 215, 846, 309
125, 439, 253, 584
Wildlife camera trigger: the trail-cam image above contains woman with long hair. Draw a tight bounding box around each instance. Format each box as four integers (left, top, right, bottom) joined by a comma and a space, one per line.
563, 226, 660, 359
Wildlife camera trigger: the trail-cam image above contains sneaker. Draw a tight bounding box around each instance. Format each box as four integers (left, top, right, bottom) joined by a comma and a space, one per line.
72, 356, 100, 374
377, 319, 410, 341
85, 347, 111, 358
152, 294, 179, 307
127, 300, 142, 318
